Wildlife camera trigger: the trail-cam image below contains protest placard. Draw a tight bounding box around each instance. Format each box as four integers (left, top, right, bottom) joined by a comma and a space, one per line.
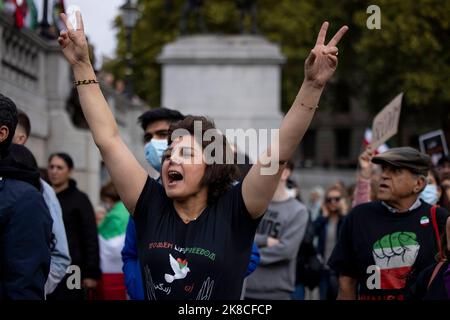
371, 93, 403, 149
419, 129, 449, 165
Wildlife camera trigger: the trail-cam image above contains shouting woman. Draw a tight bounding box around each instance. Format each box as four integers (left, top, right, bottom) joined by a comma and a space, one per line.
57, 12, 347, 300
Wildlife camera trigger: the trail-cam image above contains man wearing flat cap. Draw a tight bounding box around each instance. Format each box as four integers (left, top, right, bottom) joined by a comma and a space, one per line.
328, 147, 450, 300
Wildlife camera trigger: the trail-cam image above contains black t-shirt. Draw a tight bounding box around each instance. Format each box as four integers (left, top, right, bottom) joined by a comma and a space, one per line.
328, 200, 449, 300
134, 177, 260, 300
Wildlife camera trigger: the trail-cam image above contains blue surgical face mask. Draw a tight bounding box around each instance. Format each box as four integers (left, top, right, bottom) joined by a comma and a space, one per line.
144, 139, 168, 172
420, 184, 439, 205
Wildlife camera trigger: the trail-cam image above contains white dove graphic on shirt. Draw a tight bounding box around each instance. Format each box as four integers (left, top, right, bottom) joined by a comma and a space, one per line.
164, 254, 190, 283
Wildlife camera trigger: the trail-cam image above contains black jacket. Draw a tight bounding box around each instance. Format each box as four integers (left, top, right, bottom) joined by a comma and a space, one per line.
0, 157, 53, 300
56, 179, 101, 279
313, 213, 345, 258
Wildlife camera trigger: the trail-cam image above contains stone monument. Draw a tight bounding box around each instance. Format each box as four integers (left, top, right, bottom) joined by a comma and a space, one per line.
158, 34, 285, 158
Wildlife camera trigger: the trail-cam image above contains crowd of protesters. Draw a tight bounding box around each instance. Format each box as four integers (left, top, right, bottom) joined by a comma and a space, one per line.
0, 11, 449, 301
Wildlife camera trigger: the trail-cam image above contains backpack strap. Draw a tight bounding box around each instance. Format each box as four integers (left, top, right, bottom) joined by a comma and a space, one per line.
430, 205, 444, 261
427, 261, 445, 290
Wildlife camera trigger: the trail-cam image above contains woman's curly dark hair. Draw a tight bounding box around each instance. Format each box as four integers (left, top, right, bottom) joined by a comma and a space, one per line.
168, 115, 239, 204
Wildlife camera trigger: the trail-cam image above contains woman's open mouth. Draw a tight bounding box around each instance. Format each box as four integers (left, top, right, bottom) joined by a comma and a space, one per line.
168, 170, 184, 186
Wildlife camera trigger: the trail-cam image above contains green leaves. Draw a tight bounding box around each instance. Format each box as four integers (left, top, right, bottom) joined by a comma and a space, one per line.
106, 0, 449, 131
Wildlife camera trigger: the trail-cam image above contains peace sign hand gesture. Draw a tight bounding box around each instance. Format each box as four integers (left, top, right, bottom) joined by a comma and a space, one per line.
305, 22, 348, 88
57, 12, 91, 68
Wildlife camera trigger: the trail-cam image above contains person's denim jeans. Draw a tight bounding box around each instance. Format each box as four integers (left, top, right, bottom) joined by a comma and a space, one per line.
291, 284, 305, 300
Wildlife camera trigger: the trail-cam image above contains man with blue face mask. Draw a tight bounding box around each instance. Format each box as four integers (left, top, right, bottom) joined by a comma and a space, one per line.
122, 108, 184, 299
140, 108, 185, 177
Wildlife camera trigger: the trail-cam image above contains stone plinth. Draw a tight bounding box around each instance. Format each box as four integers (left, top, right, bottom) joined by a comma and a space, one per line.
158, 35, 285, 157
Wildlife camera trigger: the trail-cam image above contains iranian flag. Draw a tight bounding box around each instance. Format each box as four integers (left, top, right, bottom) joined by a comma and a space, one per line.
372, 232, 420, 290
98, 202, 129, 274
24, 0, 38, 30
1, 0, 17, 16
97, 201, 129, 300
2, 0, 24, 28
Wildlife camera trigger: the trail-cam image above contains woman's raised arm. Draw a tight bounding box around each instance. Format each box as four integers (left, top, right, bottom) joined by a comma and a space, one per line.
58, 12, 147, 214
243, 22, 348, 218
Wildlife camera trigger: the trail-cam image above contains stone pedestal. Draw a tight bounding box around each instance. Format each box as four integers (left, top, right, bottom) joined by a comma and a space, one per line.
158, 35, 285, 158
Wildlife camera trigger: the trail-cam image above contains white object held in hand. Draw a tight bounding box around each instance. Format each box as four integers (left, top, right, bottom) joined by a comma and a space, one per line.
67, 5, 81, 31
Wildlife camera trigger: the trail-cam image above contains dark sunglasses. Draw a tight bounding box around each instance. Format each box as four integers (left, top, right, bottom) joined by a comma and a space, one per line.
326, 197, 341, 203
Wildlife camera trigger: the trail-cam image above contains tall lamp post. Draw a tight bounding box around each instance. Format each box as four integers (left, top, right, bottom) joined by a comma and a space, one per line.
120, 0, 140, 100
40, 0, 53, 39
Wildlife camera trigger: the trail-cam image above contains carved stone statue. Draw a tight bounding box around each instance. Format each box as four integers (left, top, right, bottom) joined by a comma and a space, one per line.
235, 0, 258, 34
179, 0, 208, 35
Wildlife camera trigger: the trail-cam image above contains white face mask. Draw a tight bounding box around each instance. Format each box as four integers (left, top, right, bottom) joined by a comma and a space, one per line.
286, 187, 297, 199
420, 184, 439, 205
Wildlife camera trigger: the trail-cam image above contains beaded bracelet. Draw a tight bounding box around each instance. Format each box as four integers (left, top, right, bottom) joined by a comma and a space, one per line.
73, 79, 99, 87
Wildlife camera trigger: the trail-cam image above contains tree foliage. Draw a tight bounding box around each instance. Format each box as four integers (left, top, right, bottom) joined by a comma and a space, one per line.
105, 0, 450, 132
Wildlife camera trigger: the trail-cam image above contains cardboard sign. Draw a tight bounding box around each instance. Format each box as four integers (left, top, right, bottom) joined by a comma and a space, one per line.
419, 129, 449, 165
371, 93, 403, 149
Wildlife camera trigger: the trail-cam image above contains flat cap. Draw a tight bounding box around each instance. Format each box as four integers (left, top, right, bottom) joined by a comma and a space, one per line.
371, 147, 431, 176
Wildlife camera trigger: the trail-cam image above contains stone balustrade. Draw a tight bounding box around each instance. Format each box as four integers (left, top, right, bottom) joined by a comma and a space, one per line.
0, 12, 147, 205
